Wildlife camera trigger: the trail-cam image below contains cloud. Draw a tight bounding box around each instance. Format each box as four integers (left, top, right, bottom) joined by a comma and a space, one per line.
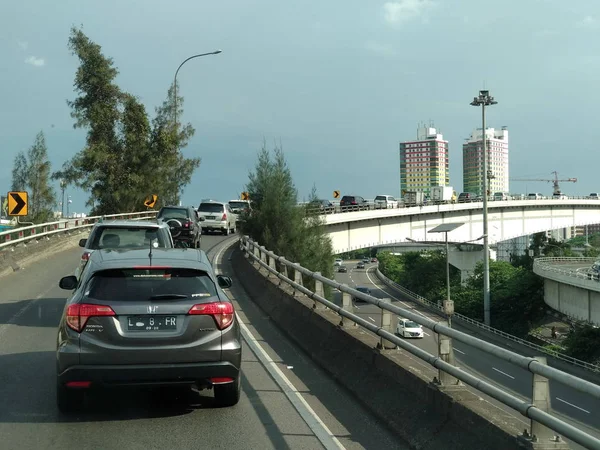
578, 15, 598, 28
17, 40, 28, 50
383, 0, 435, 24
25, 56, 45, 67
363, 41, 396, 57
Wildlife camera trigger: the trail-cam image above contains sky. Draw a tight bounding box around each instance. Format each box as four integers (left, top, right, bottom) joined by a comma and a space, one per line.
1, 0, 599, 214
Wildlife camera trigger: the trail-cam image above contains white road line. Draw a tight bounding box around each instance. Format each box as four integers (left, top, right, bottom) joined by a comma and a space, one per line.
368, 316, 376, 323
364, 269, 431, 319
423, 332, 431, 337
453, 347, 466, 355
0, 286, 54, 343
555, 397, 590, 414
238, 316, 346, 450
492, 367, 515, 380
217, 239, 346, 450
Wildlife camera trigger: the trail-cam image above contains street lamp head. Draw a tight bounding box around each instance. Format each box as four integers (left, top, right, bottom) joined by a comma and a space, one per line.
471, 90, 498, 107
213, 49, 223, 54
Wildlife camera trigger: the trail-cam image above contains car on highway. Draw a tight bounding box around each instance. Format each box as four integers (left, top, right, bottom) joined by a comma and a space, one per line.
338, 265, 348, 273
587, 262, 600, 281
588, 192, 599, 200
356, 261, 365, 269
157, 205, 203, 248
75, 220, 174, 279
56, 247, 241, 412
493, 192, 509, 201
457, 192, 477, 203
374, 195, 398, 209
362, 257, 370, 263
352, 286, 371, 304
197, 201, 237, 235
340, 195, 368, 211
334, 258, 343, 267
307, 199, 334, 214
371, 257, 377, 263
396, 318, 424, 338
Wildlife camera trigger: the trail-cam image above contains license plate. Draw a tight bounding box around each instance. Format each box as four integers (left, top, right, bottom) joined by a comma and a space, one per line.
206, 216, 215, 220
127, 315, 177, 331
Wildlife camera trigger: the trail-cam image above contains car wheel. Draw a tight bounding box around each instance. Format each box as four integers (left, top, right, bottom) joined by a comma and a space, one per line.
214, 375, 241, 407
223, 227, 229, 236
56, 382, 84, 413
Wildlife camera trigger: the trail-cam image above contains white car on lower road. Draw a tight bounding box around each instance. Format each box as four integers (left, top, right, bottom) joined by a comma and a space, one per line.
396, 318, 424, 338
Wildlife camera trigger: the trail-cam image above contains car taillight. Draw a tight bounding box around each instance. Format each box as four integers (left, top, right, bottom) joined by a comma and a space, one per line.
188, 302, 234, 330
221, 213, 227, 221
351, 201, 357, 205
81, 252, 91, 261
66, 303, 116, 333
184, 221, 190, 228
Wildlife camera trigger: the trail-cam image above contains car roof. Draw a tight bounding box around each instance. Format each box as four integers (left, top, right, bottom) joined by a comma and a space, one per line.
93, 220, 167, 228
87, 248, 212, 271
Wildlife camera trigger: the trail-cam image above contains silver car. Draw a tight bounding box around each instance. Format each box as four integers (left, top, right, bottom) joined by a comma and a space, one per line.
56, 248, 241, 412
197, 201, 237, 235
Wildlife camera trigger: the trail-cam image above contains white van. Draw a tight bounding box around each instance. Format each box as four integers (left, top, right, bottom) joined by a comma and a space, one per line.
528, 193, 543, 200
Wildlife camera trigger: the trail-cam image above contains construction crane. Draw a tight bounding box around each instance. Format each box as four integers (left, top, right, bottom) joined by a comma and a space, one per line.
510, 171, 577, 196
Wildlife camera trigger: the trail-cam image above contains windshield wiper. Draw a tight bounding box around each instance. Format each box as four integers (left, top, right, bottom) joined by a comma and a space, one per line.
149, 294, 188, 300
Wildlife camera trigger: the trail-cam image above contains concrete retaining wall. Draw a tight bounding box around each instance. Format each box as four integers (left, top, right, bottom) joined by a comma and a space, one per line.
0, 229, 88, 278
231, 248, 523, 450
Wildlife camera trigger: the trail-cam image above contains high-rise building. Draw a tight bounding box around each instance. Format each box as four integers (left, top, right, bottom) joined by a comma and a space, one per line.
462, 127, 509, 196
400, 125, 449, 196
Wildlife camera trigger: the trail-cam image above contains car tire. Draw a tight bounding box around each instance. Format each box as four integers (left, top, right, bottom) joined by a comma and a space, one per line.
223, 227, 229, 236
56, 382, 84, 414
214, 375, 241, 407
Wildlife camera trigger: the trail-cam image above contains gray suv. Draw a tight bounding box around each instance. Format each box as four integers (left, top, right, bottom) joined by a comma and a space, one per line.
56, 248, 242, 412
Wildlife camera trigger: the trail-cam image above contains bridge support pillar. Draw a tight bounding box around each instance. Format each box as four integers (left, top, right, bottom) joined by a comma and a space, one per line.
267, 254, 276, 278
518, 357, 570, 449
339, 291, 354, 327
377, 298, 396, 350
280, 260, 288, 286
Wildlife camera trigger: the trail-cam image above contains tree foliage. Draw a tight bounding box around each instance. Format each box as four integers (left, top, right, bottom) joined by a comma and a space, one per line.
10, 131, 56, 223
241, 141, 334, 288
54, 27, 199, 214
563, 324, 600, 365
378, 251, 546, 337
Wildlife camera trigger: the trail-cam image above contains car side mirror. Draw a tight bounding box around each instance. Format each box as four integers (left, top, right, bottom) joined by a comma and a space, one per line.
59, 275, 78, 290
217, 275, 232, 288
198, 216, 205, 222
78, 238, 87, 248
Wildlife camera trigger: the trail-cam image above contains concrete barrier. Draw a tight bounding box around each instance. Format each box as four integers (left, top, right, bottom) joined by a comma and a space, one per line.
0, 230, 88, 278
231, 247, 523, 450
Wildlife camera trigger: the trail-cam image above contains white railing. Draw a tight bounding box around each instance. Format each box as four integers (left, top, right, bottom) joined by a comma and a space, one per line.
0, 211, 158, 250
240, 236, 600, 449
374, 267, 600, 374
534, 257, 599, 282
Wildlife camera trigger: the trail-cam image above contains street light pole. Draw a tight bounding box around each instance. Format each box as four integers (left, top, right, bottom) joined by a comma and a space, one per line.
173, 50, 222, 133
470, 90, 497, 326
60, 179, 66, 218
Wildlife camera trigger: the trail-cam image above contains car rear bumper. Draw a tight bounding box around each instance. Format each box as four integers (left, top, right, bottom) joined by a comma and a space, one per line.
57, 361, 240, 387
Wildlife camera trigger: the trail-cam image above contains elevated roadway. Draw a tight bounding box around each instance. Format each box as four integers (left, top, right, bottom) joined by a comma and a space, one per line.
0, 235, 404, 450
334, 260, 600, 449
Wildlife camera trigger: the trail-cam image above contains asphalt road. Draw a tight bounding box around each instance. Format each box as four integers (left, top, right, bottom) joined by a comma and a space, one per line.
0, 235, 407, 450
335, 260, 600, 448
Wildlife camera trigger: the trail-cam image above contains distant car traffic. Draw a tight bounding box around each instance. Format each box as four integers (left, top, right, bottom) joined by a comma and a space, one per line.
308, 199, 334, 214
338, 265, 348, 273
75, 220, 174, 279
197, 201, 237, 235
157, 205, 203, 248
356, 262, 365, 269
374, 195, 398, 209
334, 258, 343, 267
396, 318, 424, 338
56, 247, 241, 413
352, 286, 371, 304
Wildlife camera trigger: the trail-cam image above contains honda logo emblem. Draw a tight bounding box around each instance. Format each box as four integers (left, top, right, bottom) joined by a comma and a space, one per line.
147, 305, 157, 313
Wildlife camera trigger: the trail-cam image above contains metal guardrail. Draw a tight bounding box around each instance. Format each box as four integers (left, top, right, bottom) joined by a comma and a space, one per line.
302, 196, 600, 216
241, 236, 600, 450
534, 257, 599, 282
0, 211, 158, 250
374, 267, 600, 374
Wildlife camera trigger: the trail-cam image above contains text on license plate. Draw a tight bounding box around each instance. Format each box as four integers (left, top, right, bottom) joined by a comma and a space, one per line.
127, 315, 177, 331
206, 216, 215, 220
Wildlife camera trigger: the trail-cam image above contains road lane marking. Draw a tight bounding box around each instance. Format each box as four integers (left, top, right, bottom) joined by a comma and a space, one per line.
492, 367, 515, 380
423, 332, 431, 337
453, 347, 466, 355
238, 316, 346, 450
368, 316, 376, 323
217, 239, 346, 450
0, 286, 55, 343
364, 269, 431, 319
555, 397, 590, 414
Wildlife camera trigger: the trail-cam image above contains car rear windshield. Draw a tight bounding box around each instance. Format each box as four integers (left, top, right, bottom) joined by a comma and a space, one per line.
158, 207, 189, 219
229, 201, 248, 210
199, 203, 225, 213
357, 287, 370, 293
86, 268, 217, 301
375, 196, 386, 201
89, 227, 170, 249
